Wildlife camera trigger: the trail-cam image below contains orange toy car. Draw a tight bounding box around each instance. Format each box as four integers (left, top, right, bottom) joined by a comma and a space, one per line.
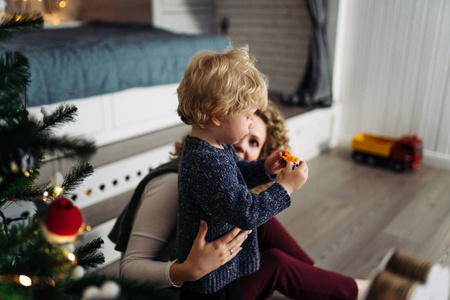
281, 151, 300, 169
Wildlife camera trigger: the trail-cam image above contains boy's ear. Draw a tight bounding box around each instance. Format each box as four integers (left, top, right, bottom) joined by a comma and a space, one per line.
211, 115, 221, 127
211, 108, 221, 126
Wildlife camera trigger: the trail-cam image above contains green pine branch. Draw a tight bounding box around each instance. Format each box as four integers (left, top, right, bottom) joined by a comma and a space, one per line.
0, 282, 29, 300
0, 216, 71, 277
74, 237, 105, 270
0, 103, 95, 205
61, 161, 95, 194
0, 13, 44, 30
0, 217, 176, 300
0, 92, 28, 123
0, 51, 30, 104
0, 172, 43, 208
0, 13, 44, 42
39, 104, 78, 131
39, 136, 96, 160
0, 161, 93, 208
36, 104, 96, 159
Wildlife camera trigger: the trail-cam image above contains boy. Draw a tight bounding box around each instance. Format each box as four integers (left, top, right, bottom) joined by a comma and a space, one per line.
172, 46, 308, 298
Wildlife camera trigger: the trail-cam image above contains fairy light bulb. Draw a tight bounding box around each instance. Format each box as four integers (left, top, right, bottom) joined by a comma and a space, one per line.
19, 275, 32, 287
52, 172, 64, 196
68, 252, 75, 262
59, 1, 66, 8
43, 191, 49, 202
10, 161, 19, 173
54, 185, 63, 196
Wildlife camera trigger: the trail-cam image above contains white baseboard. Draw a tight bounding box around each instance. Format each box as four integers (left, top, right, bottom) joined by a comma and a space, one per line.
422, 150, 450, 171
73, 144, 173, 209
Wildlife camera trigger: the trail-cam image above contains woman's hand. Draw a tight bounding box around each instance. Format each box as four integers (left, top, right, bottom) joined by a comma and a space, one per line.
264, 150, 287, 175
169, 221, 250, 285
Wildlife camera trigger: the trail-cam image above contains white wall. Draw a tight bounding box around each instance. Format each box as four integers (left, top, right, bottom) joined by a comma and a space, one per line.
334, 0, 450, 169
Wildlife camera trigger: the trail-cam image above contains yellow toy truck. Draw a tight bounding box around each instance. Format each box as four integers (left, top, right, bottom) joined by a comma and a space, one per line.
351, 133, 423, 172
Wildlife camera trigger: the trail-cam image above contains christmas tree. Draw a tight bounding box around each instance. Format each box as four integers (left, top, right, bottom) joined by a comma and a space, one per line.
0, 11, 176, 300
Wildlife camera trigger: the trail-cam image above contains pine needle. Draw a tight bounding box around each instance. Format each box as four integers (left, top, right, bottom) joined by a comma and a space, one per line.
0, 13, 44, 42
0, 51, 30, 98
74, 237, 105, 269
61, 161, 95, 194
39, 104, 78, 131
40, 136, 96, 160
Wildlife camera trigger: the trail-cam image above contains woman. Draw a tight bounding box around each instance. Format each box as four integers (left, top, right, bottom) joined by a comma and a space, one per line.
109, 100, 368, 299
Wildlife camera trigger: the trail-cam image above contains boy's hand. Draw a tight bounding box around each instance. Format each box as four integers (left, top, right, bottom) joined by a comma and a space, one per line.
279, 160, 309, 195
264, 150, 287, 175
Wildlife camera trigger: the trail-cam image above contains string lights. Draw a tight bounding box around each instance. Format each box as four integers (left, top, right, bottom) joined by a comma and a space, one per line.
51, 171, 64, 197
15, 0, 71, 25
19, 275, 32, 287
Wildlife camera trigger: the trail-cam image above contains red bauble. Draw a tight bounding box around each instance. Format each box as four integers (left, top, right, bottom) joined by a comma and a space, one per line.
42, 197, 84, 244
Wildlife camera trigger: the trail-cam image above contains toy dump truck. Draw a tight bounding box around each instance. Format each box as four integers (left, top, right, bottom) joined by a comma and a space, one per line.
351, 133, 423, 172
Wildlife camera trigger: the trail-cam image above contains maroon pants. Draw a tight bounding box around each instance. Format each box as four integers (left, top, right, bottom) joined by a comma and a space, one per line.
239, 218, 358, 300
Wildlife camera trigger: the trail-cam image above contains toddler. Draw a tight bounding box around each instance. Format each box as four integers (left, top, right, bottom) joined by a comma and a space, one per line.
171, 46, 308, 298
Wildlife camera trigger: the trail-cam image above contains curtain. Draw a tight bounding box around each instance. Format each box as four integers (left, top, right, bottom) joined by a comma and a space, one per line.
281, 0, 332, 108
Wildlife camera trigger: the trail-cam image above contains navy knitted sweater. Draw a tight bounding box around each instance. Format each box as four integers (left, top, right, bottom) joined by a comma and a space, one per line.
171, 136, 291, 294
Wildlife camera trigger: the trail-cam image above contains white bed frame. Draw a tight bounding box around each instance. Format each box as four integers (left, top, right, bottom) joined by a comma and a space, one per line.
28, 83, 182, 147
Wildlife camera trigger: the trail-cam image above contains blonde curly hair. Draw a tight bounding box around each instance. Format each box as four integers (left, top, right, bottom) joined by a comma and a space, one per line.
171, 99, 291, 194
177, 45, 268, 129
171, 99, 290, 161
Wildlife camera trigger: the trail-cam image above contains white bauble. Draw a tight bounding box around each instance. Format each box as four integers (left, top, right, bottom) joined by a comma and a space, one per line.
100, 280, 121, 299
82, 286, 102, 300
71, 265, 85, 280
52, 171, 64, 186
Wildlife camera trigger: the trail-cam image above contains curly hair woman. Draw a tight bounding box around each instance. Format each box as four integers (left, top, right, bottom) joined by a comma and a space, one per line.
110, 99, 368, 300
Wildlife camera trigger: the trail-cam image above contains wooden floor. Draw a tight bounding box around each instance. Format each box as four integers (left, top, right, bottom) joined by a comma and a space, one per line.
270, 147, 450, 299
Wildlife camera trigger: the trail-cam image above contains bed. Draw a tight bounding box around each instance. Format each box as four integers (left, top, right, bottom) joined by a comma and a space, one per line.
2, 21, 230, 146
